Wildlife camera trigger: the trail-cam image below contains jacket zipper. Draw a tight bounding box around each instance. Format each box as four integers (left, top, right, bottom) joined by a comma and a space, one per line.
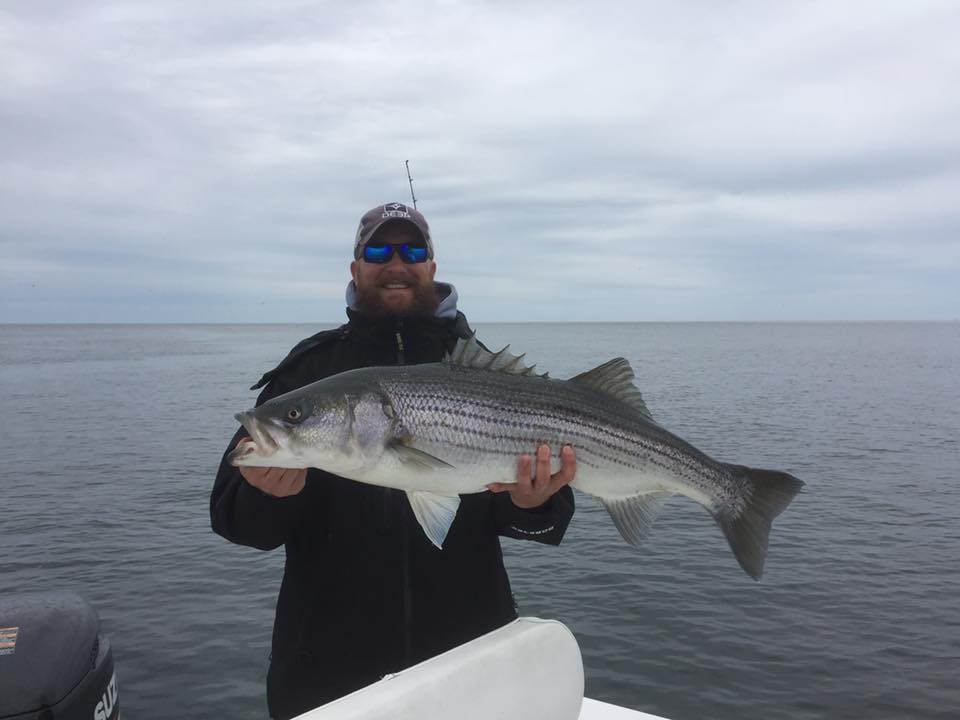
395, 323, 405, 365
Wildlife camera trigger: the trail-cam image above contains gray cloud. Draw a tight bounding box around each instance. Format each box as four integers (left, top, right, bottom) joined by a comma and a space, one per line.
2, 0, 959, 322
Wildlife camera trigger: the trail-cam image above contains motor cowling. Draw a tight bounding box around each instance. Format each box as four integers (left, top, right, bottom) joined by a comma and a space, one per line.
0, 592, 119, 720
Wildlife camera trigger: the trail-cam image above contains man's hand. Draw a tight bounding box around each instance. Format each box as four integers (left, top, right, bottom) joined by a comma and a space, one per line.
235, 438, 307, 497
487, 444, 576, 509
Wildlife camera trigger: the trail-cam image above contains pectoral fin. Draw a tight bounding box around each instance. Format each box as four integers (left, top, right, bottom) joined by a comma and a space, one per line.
406, 491, 461, 548
598, 492, 671, 547
390, 443, 455, 471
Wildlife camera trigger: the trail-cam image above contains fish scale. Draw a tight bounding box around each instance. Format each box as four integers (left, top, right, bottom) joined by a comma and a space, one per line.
386, 367, 721, 490
230, 336, 804, 580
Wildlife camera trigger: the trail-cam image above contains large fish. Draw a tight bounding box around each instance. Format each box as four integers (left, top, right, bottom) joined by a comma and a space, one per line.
229, 337, 803, 579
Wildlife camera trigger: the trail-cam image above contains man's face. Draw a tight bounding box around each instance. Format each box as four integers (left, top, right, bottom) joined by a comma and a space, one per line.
351, 223, 438, 316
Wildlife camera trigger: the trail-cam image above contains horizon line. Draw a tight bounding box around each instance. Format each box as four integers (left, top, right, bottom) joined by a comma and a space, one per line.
2, 319, 957, 326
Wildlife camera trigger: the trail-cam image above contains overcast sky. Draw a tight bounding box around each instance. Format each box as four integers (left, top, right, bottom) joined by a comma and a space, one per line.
2, 0, 958, 322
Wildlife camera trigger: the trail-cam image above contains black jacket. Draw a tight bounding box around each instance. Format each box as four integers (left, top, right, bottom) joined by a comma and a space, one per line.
210, 308, 575, 719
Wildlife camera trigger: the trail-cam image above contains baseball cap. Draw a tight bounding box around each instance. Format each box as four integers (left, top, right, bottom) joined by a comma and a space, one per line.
354, 202, 434, 260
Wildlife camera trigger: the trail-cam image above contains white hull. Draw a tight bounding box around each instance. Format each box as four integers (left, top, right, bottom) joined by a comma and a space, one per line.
293, 617, 667, 720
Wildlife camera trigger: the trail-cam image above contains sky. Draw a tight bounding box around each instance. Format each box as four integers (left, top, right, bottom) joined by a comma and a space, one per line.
1, 0, 959, 323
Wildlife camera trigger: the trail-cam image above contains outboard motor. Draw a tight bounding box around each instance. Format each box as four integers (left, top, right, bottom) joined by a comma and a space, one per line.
0, 592, 119, 720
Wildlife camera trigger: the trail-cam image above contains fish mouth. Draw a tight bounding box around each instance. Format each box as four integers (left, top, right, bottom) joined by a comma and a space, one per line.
229, 411, 281, 464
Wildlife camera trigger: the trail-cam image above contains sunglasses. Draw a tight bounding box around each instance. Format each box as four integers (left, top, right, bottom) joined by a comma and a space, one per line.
362, 243, 430, 264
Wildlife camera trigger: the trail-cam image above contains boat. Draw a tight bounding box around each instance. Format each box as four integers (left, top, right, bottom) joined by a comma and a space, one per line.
295, 617, 666, 720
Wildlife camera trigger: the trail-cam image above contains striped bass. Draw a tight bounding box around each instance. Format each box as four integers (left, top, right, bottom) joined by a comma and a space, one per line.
229, 337, 803, 579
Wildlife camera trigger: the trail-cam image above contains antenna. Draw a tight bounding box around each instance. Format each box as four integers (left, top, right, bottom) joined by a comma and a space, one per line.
405, 160, 418, 210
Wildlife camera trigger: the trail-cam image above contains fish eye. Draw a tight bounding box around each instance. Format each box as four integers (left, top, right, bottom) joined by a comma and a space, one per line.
286, 406, 303, 422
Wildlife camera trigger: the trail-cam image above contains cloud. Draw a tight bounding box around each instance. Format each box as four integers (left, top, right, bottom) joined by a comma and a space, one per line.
1, 0, 959, 322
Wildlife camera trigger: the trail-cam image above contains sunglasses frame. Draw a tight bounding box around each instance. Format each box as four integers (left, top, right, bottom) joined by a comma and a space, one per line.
361, 243, 430, 264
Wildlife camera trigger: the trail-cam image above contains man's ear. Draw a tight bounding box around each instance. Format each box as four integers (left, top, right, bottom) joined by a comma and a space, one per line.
350, 260, 359, 282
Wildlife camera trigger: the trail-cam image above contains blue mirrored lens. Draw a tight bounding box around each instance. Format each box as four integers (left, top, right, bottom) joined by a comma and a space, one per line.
400, 245, 428, 263
363, 245, 393, 263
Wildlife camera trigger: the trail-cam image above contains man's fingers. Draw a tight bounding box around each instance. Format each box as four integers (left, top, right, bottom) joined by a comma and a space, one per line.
250, 466, 282, 493
238, 464, 266, 485
515, 454, 533, 491
262, 466, 281, 484
497, 444, 577, 503
271, 468, 305, 496
535, 444, 551, 488
239, 464, 306, 497
285, 468, 307, 494
501, 443, 577, 509
553, 445, 576, 487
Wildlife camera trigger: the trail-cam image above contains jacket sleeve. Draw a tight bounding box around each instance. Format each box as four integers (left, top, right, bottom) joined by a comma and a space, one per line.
209, 377, 310, 551
492, 485, 575, 546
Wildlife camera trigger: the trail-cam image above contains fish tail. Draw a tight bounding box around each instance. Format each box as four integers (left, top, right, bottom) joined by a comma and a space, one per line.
715, 464, 804, 581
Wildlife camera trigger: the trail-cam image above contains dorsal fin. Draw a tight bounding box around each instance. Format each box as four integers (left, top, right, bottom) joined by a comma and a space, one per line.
569, 358, 654, 421
445, 335, 549, 379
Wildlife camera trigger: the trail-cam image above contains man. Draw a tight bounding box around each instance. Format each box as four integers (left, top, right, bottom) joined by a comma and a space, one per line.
210, 202, 576, 720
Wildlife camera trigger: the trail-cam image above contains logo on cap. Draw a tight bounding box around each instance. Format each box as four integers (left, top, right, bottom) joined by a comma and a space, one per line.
382, 203, 411, 219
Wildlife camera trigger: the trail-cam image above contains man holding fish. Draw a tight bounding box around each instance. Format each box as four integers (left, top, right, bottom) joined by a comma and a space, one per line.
211, 202, 577, 720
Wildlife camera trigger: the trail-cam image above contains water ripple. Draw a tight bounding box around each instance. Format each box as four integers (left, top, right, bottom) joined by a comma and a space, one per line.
3, 323, 959, 719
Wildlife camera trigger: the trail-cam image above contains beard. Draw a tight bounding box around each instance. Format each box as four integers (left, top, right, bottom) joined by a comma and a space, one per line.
353, 279, 440, 317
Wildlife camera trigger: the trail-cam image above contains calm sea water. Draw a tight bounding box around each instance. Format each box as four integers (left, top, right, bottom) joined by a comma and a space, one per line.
1, 323, 958, 719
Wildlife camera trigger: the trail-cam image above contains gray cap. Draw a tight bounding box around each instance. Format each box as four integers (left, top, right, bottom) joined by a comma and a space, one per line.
354, 202, 433, 260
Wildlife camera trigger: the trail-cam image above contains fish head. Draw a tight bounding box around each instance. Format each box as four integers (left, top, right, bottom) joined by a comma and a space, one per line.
228, 373, 395, 474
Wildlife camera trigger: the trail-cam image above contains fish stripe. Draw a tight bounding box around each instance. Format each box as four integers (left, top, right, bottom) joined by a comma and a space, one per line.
391, 382, 721, 479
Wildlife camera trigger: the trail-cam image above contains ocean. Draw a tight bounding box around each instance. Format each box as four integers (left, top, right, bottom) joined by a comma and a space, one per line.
1, 322, 958, 719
